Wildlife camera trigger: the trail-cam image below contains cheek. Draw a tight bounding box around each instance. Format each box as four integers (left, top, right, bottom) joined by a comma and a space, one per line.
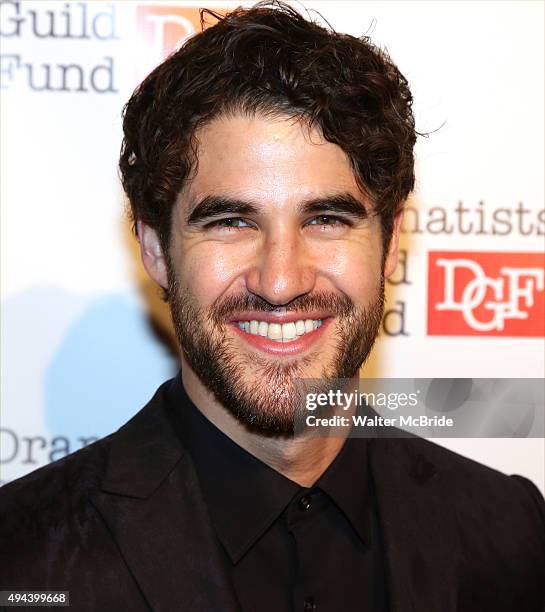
311, 239, 383, 298
178, 242, 251, 306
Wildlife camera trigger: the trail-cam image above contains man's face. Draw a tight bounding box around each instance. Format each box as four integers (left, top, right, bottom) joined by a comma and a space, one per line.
141, 113, 402, 436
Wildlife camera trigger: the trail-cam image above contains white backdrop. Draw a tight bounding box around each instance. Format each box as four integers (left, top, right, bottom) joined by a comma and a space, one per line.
1, 0, 544, 489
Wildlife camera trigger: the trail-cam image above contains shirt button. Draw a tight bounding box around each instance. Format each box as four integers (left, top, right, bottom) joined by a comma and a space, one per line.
303, 596, 316, 611
298, 494, 312, 512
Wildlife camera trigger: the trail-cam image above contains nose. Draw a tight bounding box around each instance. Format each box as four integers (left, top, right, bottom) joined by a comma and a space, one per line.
245, 227, 316, 306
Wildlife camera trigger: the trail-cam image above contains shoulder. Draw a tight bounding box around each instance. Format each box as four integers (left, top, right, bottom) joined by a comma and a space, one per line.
416, 435, 542, 499
402, 437, 545, 573
404, 435, 545, 520
0, 377, 178, 541
0, 433, 114, 541
3, 377, 173, 509
0, 378, 176, 520
0, 433, 117, 594
386, 436, 545, 607
0, 379, 181, 597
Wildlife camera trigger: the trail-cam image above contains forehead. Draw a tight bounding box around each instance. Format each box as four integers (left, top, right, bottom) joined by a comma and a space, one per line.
182, 113, 363, 209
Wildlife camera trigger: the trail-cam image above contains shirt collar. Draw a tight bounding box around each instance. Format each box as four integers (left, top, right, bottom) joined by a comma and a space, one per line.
165, 373, 371, 563
316, 431, 371, 546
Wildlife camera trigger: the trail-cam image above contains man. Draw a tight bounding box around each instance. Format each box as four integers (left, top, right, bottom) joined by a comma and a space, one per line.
1, 2, 544, 611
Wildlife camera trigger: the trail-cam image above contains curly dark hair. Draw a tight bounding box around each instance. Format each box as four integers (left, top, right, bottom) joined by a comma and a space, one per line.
119, 0, 416, 256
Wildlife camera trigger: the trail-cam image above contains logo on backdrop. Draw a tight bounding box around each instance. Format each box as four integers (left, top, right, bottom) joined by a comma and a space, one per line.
428, 251, 545, 336
0, 0, 119, 93
0, 2, 224, 92
134, 4, 221, 83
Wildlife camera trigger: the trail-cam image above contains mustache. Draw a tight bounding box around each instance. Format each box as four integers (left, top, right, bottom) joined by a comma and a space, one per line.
209, 292, 355, 323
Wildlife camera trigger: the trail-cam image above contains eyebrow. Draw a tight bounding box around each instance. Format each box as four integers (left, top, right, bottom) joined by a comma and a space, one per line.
186, 192, 369, 224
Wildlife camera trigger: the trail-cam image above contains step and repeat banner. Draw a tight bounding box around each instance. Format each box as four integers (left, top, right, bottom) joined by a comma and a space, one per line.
1, 1, 544, 488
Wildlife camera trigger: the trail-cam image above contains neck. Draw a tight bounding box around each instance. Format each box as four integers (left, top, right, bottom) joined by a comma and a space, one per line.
180, 363, 356, 487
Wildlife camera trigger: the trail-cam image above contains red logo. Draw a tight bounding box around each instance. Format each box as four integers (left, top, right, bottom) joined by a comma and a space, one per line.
135, 5, 224, 83
428, 251, 545, 336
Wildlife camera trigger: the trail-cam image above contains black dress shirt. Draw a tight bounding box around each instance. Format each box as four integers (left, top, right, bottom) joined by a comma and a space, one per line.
166, 375, 388, 612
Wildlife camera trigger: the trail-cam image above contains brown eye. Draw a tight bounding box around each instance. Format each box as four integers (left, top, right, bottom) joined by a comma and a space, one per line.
308, 215, 342, 226
214, 218, 251, 228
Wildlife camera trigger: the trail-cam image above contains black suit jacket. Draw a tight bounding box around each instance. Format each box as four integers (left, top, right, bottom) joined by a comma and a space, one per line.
1, 379, 544, 611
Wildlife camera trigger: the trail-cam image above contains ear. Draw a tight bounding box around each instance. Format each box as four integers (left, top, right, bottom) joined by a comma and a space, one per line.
383, 209, 404, 279
137, 220, 169, 289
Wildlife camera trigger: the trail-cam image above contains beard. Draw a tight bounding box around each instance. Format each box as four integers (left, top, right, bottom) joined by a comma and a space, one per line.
167, 266, 385, 438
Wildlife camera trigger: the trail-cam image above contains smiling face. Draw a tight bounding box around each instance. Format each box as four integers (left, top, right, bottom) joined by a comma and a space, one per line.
139, 113, 403, 436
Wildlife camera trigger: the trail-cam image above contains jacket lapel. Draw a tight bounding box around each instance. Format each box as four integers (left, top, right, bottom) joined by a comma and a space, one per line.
90, 387, 240, 612
370, 437, 459, 612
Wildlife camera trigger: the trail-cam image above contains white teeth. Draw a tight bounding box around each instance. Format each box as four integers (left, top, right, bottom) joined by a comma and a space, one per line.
237, 318, 324, 341
267, 323, 282, 340
282, 322, 297, 341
